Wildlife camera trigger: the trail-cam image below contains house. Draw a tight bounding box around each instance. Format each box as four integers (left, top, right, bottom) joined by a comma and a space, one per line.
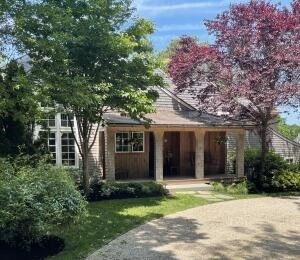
38, 85, 300, 182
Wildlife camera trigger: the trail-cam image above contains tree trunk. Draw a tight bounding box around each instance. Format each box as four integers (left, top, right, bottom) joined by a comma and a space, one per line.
81, 135, 90, 194
82, 152, 89, 195
259, 124, 269, 178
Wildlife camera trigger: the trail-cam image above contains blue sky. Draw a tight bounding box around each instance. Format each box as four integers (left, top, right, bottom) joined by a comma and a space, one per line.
133, 0, 299, 125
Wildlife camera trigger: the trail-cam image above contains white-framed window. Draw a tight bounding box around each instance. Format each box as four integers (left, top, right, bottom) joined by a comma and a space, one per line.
61, 113, 74, 127
61, 132, 76, 166
40, 114, 56, 128
40, 131, 57, 164
39, 113, 79, 167
115, 132, 144, 153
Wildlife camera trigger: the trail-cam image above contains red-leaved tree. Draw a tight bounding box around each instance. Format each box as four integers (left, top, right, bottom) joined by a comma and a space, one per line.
168, 0, 300, 173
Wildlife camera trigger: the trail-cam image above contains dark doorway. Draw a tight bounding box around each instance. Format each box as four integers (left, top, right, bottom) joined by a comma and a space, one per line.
163, 132, 180, 177
149, 132, 155, 178
204, 131, 226, 176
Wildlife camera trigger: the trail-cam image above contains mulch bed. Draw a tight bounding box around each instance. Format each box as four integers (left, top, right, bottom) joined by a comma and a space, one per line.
0, 235, 65, 260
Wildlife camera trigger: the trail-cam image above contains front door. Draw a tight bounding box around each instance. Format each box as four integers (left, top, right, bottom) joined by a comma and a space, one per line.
163, 132, 180, 177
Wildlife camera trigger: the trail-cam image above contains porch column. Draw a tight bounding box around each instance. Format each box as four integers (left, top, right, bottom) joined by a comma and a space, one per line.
195, 129, 205, 179
154, 131, 164, 181
104, 128, 115, 180
236, 129, 245, 177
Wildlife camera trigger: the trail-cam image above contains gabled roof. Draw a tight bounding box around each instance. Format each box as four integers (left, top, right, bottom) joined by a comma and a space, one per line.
104, 85, 255, 128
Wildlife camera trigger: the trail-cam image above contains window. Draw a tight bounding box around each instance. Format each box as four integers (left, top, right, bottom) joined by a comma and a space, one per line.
40, 131, 56, 164
38, 113, 78, 167
41, 115, 56, 128
48, 132, 56, 164
115, 132, 144, 153
61, 113, 74, 127
61, 133, 76, 166
116, 132, 130, 152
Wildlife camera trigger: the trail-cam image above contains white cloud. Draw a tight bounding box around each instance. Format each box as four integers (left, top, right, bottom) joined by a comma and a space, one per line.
157, 24, 205, 32
135, 0, 249, 15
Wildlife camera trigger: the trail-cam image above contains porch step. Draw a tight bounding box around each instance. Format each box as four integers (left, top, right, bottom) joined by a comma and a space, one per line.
165, 183, 213, 193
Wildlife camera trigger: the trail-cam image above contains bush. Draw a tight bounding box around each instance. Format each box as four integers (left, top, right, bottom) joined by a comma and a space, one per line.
212, 181, 249, 194
0, 160, 87, 248
244, 149, 290, 191
87, 181, 169, 201
272, 170, 300, 191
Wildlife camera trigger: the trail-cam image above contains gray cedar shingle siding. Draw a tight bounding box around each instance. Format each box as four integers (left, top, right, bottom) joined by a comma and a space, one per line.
168, 84, 300, 163
104, 87, 254, 127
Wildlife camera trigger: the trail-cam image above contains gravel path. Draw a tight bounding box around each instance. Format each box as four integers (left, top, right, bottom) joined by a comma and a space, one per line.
87, 197, 300, 260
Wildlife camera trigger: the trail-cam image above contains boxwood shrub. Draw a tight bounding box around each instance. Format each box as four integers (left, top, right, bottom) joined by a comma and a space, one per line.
0, 159, 87, 248
87, 181, 169, 201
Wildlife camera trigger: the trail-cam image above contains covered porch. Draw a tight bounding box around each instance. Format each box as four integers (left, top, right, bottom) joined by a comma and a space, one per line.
103, 126, 246, 182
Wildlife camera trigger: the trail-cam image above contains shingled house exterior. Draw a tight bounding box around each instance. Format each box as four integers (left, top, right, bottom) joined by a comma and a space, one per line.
92, 86, 254, 181
38, 85, 300, 182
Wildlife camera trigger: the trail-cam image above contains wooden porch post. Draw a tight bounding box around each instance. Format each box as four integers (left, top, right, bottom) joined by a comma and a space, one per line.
154, 131, 164, 181
104, 127, 115, 180
195, 129, 205, 179
236, 129, 245, 177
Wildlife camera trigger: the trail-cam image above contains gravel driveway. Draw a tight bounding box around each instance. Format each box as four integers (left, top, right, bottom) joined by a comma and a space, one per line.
87, 197, 300, 260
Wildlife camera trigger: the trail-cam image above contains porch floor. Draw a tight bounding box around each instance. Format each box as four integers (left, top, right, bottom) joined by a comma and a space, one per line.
114, 175, 245, 184
162, 175, 245, 185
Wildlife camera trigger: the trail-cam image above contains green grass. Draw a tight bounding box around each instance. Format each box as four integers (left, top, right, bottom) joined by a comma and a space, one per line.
50, 194, 209, 260
50, 191, 294, 259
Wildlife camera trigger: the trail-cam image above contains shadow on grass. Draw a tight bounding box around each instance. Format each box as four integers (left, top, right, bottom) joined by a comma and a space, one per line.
51, 195, 199, 259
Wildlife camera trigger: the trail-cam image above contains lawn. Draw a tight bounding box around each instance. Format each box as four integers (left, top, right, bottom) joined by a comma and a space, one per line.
50, 191, 285, 259
50, 194, 210, 260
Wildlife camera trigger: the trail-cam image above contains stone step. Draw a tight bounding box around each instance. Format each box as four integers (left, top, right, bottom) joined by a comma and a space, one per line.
166, 183, 213, 192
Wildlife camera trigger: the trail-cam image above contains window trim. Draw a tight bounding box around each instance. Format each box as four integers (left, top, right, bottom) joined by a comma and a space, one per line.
115, 131, 145, 153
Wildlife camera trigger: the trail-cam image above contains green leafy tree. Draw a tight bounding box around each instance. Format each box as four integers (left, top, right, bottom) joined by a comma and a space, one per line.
157, 38, 181, 70
157, 37, 204, 70
277, 116, 300, 141
0, 60, 39, 155
13, 0, 163, 193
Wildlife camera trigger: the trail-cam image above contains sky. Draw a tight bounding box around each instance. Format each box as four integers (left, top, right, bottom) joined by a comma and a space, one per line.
133, 0, 299, 125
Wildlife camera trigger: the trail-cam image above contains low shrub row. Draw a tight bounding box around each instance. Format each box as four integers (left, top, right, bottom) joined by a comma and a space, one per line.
212, 181, 249, 194
87, 181, 169, 201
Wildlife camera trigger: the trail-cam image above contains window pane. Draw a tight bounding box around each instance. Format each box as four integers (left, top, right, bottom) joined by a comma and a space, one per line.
48, 119, 55, 127
62, 146, 68, 152
41, 115, 56, 128
61, 114, 74, 127
115, 132, 130, 152
62, 153, 68, 159
132, 132, 144, 152
49, 139, 55, 146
